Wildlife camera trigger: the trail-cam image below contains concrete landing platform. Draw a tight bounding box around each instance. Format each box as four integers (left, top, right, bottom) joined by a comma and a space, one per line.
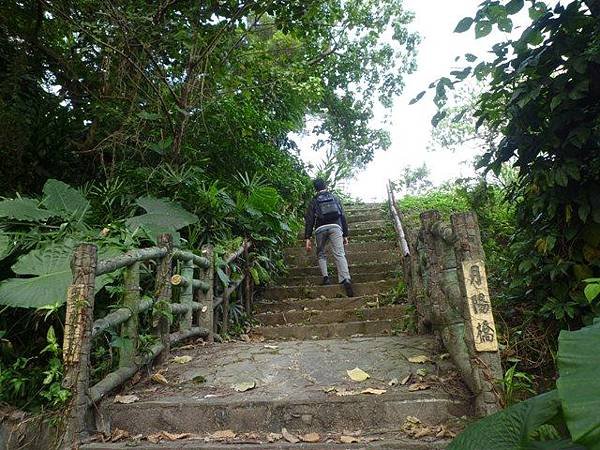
99, 336, 470, 436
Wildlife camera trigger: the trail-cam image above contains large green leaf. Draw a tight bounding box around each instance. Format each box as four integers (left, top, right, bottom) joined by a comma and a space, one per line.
557, 321, 600, 449
248, 186, 281, 213
0, 198, 53, 221
0, 242, 114, 308
447, 391, 580, 450
126, 197, 198, 238
0, 233, 11, 260
42, 179, 90, 220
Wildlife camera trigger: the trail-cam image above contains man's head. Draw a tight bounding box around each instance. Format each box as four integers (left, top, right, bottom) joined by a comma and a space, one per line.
313, 178, 327, 192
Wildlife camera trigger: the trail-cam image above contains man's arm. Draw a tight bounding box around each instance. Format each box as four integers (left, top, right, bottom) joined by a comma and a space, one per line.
304, 199, 315, 240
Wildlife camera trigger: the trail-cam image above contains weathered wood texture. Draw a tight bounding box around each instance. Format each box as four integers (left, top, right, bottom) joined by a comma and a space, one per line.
419, 211, 447, 329
96, 247, 166, 275
61, 243, 98, 448
179, 259, 195, 331
153, 233, 173, 365
120, 262, 140, 368
196, 245, 214, 342
173, 249, 210, 269
451, 212, 503, 417
387, 183, 410, 257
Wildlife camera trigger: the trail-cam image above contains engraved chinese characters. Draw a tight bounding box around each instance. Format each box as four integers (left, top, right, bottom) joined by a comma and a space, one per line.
461, 260, 498, 352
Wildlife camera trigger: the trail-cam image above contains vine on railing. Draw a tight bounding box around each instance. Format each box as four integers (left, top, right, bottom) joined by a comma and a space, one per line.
59, 234, 252, 447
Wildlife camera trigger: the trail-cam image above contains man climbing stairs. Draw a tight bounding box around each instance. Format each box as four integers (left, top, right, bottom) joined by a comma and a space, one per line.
85, 204, 470, 449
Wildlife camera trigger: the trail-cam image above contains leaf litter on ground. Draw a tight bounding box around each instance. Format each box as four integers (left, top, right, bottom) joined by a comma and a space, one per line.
173, 355, 192, 364
407, 355, 430, 364
232, 380, 256, 392
114, 394, 139, 404
347, 367, 370, 381
281, 428, 300, 443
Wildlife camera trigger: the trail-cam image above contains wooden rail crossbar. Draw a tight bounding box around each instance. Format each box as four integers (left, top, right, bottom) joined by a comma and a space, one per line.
60, 234, 254, 448
386, 181, 410, 257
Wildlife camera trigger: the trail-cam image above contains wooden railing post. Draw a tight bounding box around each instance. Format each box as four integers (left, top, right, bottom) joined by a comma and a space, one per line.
419, 211, 444, 331
451, 211, 503, 416
153, 233, 173, 365
222, 289, 230, 335
62, 243, 98, 448
196, 244, 214, 342
243, 244, 252, 315
179, 257, 194, 331
119, 262, 140, 368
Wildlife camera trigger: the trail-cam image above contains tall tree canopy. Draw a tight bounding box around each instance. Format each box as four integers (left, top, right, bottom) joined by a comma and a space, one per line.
428, 0, 600, 325
0, 0, 418, 197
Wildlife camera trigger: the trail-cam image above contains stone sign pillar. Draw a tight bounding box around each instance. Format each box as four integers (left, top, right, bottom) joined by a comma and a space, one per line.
451, 212, 503, 416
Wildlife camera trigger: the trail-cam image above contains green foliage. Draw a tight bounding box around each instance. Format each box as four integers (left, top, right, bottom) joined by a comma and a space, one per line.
126, 197, 200, 242
0, 198, 53, 222
450, 319, 600, 449
500, 363, 536, 406
556, 319, 600, 448
42, 180, 90, 221
421, 0, 600, 329
0, 325, 70, 410
0, 240, 116, 308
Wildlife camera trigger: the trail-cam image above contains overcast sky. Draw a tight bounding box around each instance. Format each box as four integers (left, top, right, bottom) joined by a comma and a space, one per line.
297, 0, 534, 201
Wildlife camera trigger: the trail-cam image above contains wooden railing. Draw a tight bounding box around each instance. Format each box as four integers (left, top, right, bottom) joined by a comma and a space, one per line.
386, 185, 503, 418
60, 234, 252, 447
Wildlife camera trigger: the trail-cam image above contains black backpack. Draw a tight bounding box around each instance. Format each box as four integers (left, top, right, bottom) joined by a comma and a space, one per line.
315, 192, 341, 222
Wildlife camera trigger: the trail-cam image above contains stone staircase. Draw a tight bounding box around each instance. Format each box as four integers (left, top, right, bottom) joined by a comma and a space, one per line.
85, 204, 470, 449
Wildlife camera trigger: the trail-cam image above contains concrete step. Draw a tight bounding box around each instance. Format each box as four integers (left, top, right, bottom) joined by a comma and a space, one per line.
262, 280, 395, 301
345, 203, 385, 212
97, 337, 469, 437
287, 250, 399, 268
83, 437, 449, 449
251, 318, 406, 340
285, 241, 396, 257
296, 230, 391, 244
254, 295, 382, 314
286, 262, 398, 278
281, 271, 395, 286
346, 210, 386, 223
255, 305, 409, 327
298, 222, 392, 240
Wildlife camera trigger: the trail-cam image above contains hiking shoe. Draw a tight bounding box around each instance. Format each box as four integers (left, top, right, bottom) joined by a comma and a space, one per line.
342, 279, 354, 297
322, 276, 331, 285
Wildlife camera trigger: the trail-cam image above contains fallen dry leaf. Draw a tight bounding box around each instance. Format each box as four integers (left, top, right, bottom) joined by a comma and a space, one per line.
400, 374, 411, 385
361, 388, 387, 395
282, 428, 299, 443
264, 344, 279, 349
147, 433, 163, 444
300, 432, 320, 443
114, 394, 139, 404
408, 355, 430, 364
401, 416, 436, 439
322, 386, 336, 393
340, 435, 359, 444
173, 355, 192, 364
232, 381, 256, 392
162, 432, 190, 441
110, 428, 129, 442
211, 430, 236, 440
267, 432, 282, 442
131, 372, 142, 385
408, 382, 431, 392
151, 373, 169, 385
347, 367, 370, 381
